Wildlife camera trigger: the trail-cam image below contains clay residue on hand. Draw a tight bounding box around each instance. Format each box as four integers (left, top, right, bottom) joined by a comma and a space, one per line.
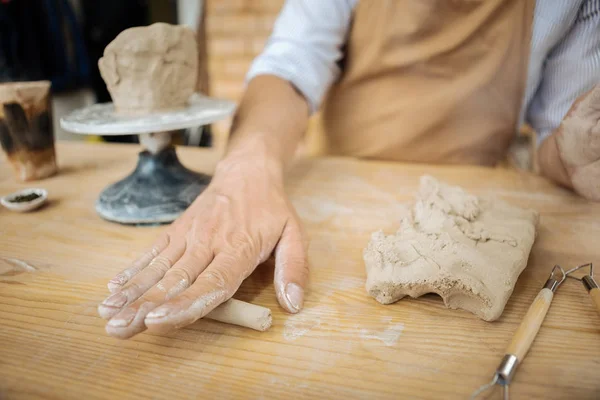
364, 176, 538, 321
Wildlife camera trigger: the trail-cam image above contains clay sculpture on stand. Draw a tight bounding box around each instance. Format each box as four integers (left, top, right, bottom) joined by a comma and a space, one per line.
60, 23, 235, 224
98, 23, 198, 114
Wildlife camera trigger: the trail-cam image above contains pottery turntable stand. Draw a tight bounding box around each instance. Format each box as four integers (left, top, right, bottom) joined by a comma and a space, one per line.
60, 94, 235, 224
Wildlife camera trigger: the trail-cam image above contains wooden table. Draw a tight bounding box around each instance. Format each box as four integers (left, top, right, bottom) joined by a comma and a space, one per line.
1, 142, 599, 399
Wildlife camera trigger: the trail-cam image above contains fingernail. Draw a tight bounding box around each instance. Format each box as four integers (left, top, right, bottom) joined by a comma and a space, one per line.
285, 283, 304, 313
146, 307, 169, 320
109, 274, 127, 285
107, 308, 136, 327
108, 275, 127, 291
102, 292, 127, 308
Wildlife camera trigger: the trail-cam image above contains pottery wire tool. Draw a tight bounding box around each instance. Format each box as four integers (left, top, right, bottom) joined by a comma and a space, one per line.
60, 94, 235, 225
565, 263, 600, 316
470, 264, 567, 400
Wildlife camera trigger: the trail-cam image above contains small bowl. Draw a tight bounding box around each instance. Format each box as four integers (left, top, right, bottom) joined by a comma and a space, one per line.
1, 188, 48, 212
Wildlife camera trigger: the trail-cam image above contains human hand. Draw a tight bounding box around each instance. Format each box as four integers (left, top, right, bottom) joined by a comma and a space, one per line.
555, 84, 600, 200
97, 155, 308, 339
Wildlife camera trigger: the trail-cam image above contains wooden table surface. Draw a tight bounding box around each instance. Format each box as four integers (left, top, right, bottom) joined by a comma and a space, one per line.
1, 142, 599, 399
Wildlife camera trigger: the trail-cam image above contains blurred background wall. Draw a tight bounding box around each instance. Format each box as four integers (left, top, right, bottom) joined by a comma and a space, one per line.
0, 0, 323, 153
0, 0, 529, 161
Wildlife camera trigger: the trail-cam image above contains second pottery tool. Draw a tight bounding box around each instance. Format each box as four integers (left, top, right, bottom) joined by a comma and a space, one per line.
471, 265, 567, 400
565, 263, 600, 317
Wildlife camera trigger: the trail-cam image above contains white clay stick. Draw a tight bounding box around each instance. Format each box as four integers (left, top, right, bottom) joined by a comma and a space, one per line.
205, 298, 272, 331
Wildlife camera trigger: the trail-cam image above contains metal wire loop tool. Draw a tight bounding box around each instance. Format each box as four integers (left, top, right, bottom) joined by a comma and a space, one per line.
565, 263, 600, 316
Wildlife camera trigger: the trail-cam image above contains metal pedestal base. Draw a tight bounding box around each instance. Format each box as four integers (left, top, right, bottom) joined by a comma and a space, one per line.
96, 146, 209, 224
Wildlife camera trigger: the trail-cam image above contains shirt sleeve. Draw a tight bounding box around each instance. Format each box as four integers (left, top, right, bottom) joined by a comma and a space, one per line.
245, 0, 358, 114
527, 0, 600, 144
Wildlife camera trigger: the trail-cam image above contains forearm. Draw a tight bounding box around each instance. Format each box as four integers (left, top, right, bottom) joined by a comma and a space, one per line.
218, 75, 309, 176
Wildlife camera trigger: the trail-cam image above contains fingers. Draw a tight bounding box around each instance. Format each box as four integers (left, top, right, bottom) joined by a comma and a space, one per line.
98, 238, 185, 320
144, 252, 249, 333
104, 248, 215, 339
273, 220, 309, 314
103, 302, 157, 340
107, 234, 170, 293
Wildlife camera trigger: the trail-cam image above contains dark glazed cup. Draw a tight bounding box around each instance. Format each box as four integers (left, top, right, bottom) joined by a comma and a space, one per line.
0, 81, 57, 181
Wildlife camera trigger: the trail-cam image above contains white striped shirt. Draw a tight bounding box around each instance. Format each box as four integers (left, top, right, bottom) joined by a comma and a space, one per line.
247, 0, 600, 144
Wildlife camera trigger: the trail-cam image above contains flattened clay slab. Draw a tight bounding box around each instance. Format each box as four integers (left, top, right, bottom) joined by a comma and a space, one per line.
364, 176, 538, 321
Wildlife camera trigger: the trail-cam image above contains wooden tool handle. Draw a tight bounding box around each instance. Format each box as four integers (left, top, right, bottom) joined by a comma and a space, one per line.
505, 288, 554, 361
588, 287, 600, 316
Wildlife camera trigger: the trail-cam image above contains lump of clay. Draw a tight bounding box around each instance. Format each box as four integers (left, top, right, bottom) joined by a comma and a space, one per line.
364, 176, 538, 321
98, 23, 198, 114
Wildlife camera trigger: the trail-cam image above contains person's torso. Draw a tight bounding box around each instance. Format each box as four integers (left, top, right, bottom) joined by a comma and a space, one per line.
321, 0, 535, 166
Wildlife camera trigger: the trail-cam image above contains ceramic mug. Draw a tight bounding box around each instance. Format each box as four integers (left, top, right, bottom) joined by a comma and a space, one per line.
0, 80, 57, 181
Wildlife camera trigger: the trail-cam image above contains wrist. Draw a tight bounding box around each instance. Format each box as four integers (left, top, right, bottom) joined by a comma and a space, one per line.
215, 135, 285, 183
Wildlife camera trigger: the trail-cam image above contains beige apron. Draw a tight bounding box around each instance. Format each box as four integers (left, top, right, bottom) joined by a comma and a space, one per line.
321, 0, 535, 166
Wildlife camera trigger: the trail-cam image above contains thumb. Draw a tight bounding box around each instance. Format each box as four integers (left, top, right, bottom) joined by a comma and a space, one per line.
274, 219, 309, 314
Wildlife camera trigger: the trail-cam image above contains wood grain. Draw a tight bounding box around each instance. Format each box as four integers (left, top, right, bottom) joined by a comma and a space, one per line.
589, 288, 600, 316
1, 142, 600, 400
